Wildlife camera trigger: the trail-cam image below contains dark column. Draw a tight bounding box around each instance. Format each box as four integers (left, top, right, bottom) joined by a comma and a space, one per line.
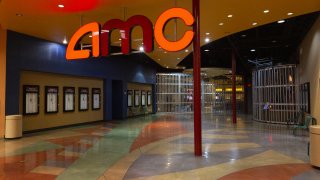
111, 80, 127, 119
244, 76, 248, 114
152, 84, 157, 114
192, 0, 202, 156
232, 51, 237, 124
104, 79, 112, 120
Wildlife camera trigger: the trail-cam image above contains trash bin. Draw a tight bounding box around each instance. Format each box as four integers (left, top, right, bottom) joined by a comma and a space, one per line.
5, 115, 22, 139
310, 125, 320, 167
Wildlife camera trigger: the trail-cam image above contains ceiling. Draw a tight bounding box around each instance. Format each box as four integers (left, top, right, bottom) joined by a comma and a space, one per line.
179, 11, 320, 75
0, 0, 319, 68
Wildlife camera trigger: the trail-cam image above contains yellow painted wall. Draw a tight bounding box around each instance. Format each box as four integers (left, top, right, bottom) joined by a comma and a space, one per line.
298, 17, 320, 124
127, 83, 153, 117
0, 26, 6, 138
20, 71, 104, 131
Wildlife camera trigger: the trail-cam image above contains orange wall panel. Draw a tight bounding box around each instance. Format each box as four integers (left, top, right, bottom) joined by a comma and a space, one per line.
0, 26, 6, 138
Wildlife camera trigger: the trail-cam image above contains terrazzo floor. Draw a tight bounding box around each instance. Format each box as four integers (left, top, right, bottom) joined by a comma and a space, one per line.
0, 113, 319, 180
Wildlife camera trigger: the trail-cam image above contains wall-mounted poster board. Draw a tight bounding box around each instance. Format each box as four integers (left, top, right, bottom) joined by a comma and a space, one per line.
92, 88, 101, 110
134, 90, 140, 107
141, 91, 146, 106
79, 87, 89, 111
23, 85, 39, 115
45, 86, 59, 113
127, 90, 133, 107
63, 87, 75, 112
147, 91, 152, 106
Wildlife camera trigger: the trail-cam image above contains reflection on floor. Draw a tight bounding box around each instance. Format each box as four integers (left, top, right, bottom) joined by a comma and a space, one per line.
0, 113, 319, 180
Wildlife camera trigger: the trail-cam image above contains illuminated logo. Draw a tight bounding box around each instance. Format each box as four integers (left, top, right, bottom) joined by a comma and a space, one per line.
66, 8, 194, 60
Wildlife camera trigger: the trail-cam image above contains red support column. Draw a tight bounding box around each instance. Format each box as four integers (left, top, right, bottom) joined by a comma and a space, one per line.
232, 51, 237, 124
192, 0, 202, 156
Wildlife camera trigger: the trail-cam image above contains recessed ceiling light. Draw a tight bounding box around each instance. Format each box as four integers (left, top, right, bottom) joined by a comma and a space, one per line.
287, 12, 293, 16
16, 13, 23, 17
58, 4, 64, 8
185, 49, 189, 53
89, 35, 92, 38
164, 51, 167, 54
251, 49, 256, 52
205, 38, 210, 43
206, 32, 210, 35
166, 66, 169, 68
118, 38, 121, 41
241, 34, 246, 37
139, 46, 144, 52
219, 23, 224, 26
63, 39, 68, 44
263, 10, 270, 13
278, 20, 285, 24
227, 14, 233, 18
158, 59, 161, 61
204, 49, 210, 52
252, 22, 258, 26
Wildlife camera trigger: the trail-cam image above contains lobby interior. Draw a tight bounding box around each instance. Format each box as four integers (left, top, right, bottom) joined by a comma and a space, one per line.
0, 0, 320, 179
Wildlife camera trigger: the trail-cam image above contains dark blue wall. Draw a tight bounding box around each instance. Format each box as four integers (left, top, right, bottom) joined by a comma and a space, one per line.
6, 31, 158, 119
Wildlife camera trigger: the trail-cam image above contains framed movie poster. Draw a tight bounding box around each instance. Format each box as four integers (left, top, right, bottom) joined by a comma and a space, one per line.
147, 91, 152, 106
141, 91, 146, 106
79, 87, 89, 111
63, 87, 75, 112
45, 86, 59, 113
134, 90, 140, 107
127, 90, 133, 107
92, 88, 101, 110
23, 85, 39, 115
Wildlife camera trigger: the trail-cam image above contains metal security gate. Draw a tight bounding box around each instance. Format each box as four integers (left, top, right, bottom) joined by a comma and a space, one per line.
156, 73, 214, 113
252, 65, 301, 124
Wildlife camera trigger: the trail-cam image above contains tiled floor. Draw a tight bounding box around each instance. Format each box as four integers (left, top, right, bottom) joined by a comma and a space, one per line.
0, 113, 319, 180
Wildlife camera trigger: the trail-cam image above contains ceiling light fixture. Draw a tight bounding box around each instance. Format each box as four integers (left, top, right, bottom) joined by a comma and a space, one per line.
252, 22, 257, 26
58, 4, 64, 8
164, 51, 167, 54
278, 20, 285, 24
251, 49, 256, 52
177, 58, 180, 60
219, 23, 224, 26
204, 49, 210, 52
158, 59, 161, 61
205, 38, 210, 43
241, 34, 246, 37
263, 10, 270, 13
185, 49, 189, 53
206, 32, 210, 35
139, 46, 144, 52
287, 12, 293, 16
89, 35, 92, 38
227, 14, 233, 18
63, 39, 68, 44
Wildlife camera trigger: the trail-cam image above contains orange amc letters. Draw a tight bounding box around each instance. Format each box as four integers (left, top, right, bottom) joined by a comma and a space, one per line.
66, 8, 195, 60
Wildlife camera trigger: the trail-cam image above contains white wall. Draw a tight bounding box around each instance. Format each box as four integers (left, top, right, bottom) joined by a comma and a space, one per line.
298, 17, 320, 124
